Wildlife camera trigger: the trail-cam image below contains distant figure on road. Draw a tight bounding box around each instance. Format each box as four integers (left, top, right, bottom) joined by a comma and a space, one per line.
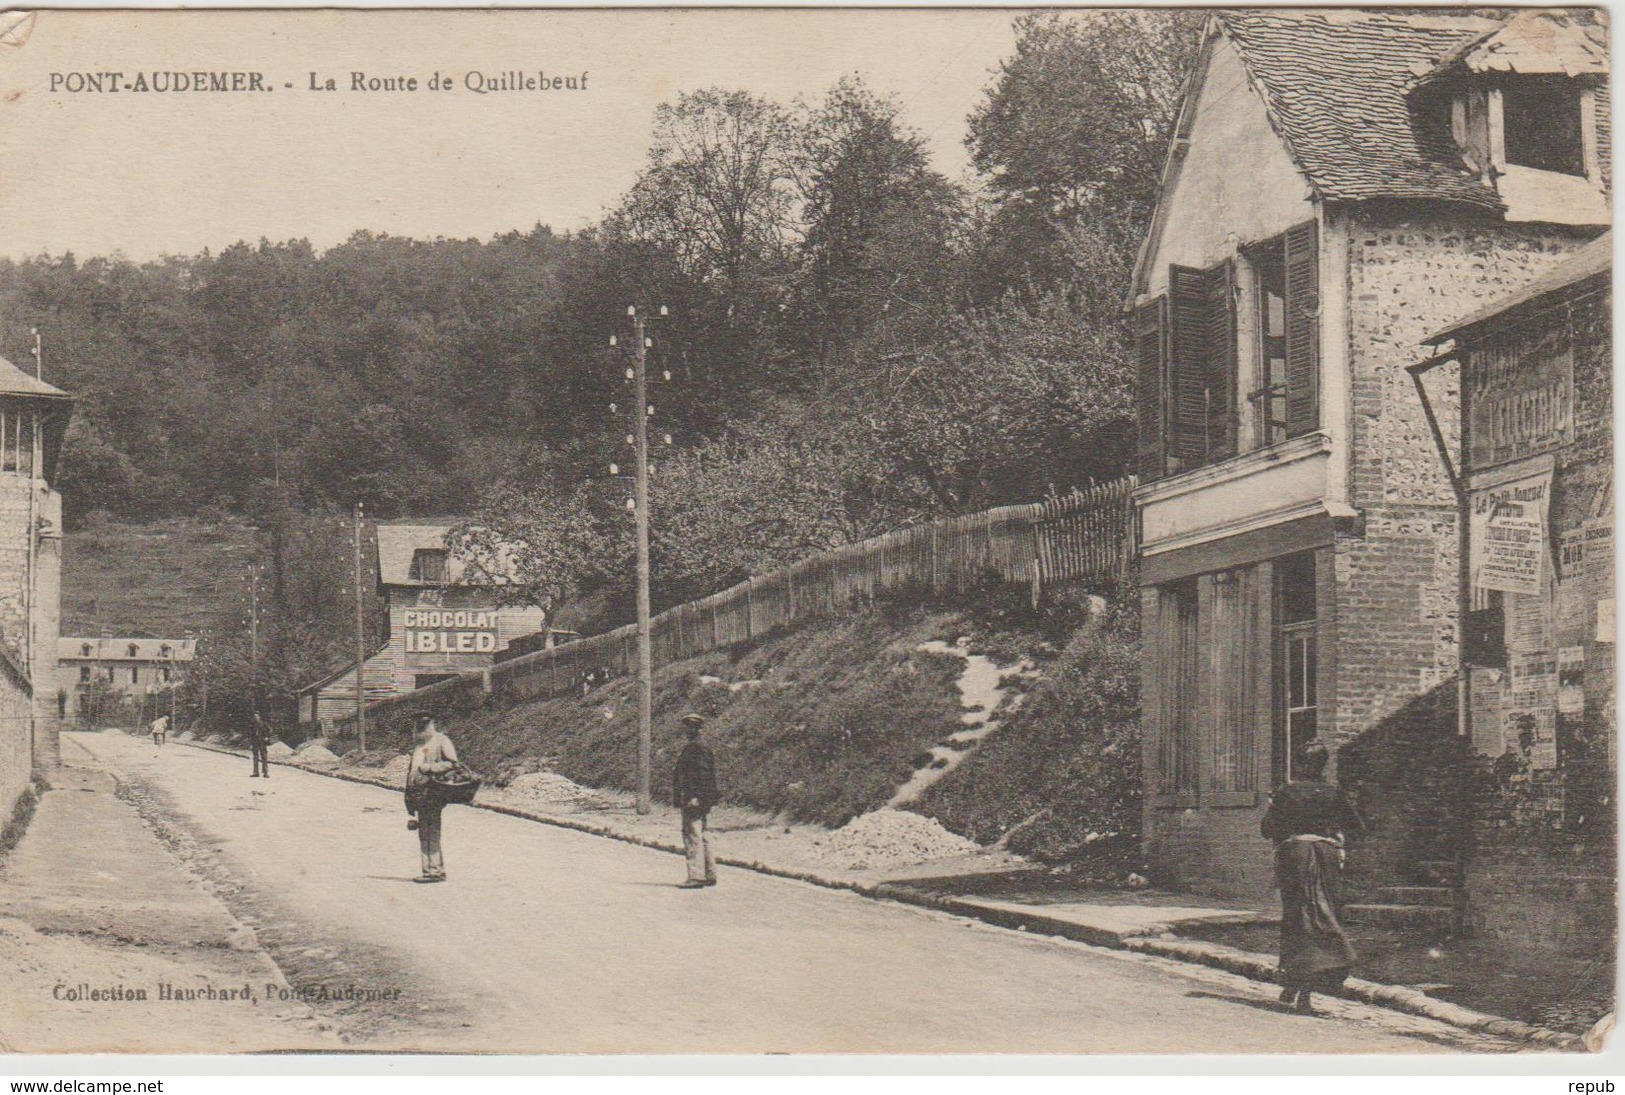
672, 713, 718, 889
248, 712, 272, 778
405, 713, 458, 883
1260, 739, 1366, 1014
150, 713, 168, 748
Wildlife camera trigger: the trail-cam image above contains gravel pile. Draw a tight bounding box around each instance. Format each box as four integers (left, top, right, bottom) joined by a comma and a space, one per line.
499, 771, 608, 811
813, 809, 979, 871
380, 754, 413, 786
295, 744, 342, 766
266, 741, 295, 759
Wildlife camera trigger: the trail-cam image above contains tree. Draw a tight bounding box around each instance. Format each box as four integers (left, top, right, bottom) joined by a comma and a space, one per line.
965, 10, 1204, 300
792, 77, 968, 373
862, 291, 1134, 513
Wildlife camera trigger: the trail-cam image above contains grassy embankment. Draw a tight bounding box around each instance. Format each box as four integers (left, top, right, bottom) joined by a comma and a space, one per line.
403, 586, 1143, 869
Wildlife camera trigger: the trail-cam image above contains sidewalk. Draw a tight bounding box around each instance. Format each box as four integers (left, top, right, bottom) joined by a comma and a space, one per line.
0, 736, 339, 1053
185, 733, 1586, 1052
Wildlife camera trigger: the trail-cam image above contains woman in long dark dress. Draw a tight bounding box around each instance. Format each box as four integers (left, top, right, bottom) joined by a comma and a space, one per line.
1260, 739, 1365, 1014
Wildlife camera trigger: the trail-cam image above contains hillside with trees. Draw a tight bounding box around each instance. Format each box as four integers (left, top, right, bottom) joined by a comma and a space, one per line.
19, 11, 1202, 725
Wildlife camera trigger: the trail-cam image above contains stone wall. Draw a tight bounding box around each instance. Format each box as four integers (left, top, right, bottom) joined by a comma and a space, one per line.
1333, 210, 1595, 752
1328, 212, 1598, 891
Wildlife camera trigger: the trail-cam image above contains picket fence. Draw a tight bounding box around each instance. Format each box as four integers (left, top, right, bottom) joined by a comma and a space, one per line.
332, 476, 1138, 740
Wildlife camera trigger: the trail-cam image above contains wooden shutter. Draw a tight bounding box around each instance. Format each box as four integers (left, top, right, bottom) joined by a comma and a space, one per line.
1133, 297, 1168, 481
1284, 221, 1320, 438
1168, 265, 1211, 470
1204, 261, 1238, 462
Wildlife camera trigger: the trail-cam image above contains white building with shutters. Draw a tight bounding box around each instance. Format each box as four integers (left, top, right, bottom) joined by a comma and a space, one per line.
1124, 9, 1609, 901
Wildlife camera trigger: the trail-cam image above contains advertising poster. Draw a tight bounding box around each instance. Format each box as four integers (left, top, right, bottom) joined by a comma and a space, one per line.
1470, 470, 1552, 596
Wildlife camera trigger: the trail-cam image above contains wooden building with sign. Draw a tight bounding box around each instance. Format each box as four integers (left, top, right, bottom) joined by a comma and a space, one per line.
297, 523, 547, 736
1126, 9, 1609, 902
1422, 231, 1612, 954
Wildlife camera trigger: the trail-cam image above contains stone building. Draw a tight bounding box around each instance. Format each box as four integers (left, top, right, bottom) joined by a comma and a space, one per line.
297, 523, 547, 735
1126, 9, 1609, 901
55, 635, 196, 726
0, 353, 71, 823
1419, 232, 1612, 955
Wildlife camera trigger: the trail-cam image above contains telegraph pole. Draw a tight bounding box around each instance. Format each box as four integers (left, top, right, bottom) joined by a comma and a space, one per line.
631, 308, 654, 814
248, 567, 259, 698
610, 305, 670, 815
354, 501, 367, 753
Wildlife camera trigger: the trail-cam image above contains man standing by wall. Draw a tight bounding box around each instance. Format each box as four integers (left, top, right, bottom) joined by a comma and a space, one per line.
673, 713, 718, 889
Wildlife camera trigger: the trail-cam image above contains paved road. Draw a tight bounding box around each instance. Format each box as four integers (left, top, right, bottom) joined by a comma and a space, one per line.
76, 731, 1504, 1054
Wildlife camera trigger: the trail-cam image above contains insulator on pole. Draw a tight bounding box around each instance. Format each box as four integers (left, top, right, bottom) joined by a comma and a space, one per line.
626, 434, 635, 445
626, 368, 635, 380
659, 305, 668, 316
662, 433, 673, 445
609, 402, 618, 414
644, 337, 653, 348
608, 335, 617, 346
646, 405, 655, 416
609, 463, 619, 476
625, 497, 636, 512
627, 305, 636, 316
662, 370, 671, 381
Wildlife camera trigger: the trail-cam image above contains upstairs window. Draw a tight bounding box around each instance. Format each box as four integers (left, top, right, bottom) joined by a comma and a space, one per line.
79, 643, 91, 657
1502, 76, 1586, 176
127, 643, 139, 658
409, 549, 449, 584
1136, 221, 1320, 481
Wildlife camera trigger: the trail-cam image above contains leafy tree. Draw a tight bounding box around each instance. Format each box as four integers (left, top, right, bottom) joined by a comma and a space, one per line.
965, 10, 1204, 300
792, 77, 968, 373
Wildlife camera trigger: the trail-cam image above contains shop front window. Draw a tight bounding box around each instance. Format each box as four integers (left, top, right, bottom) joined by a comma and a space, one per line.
1277, 551, 1318, 783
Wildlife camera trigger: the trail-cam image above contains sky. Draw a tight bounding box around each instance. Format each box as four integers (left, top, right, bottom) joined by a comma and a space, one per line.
0, 9, 1025, 260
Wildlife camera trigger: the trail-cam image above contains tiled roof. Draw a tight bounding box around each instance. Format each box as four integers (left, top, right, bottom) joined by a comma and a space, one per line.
1422, 9, 1608, 82
60, 637, 197, 662
0, 355, 69, 399
376, 523, 457, 587
1218, 9, 1506, 209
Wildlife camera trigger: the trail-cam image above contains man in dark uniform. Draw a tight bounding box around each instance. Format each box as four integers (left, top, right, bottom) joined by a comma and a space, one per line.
672, 713, 718, 889
248, 711, 272, 778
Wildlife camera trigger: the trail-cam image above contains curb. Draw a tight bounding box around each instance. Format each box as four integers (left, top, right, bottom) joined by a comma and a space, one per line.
169, 737, 1585, 1052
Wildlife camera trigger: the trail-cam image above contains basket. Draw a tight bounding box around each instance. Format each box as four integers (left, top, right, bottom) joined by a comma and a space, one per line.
428, 763, 482, 806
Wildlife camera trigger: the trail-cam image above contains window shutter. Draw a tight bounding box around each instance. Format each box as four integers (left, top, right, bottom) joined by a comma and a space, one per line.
1284, 221, 1320, 438
1204, 261, 1238, 462
1134, 297, 1168, 481
1168, 265, 1211, 470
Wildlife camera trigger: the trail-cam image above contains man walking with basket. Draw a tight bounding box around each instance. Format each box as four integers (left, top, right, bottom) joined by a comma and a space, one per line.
673, 713, 719, 889
405, 712, 465, 883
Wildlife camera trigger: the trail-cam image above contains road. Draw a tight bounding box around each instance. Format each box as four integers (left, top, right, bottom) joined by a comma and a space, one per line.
71, 731, 1505, 1054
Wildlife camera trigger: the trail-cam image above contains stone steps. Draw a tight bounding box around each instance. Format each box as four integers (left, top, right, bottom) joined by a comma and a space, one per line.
1373, 884, 1454, 908
1343, 902, 1455, 936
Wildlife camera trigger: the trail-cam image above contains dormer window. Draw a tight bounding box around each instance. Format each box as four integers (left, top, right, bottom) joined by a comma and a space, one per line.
126, 643, 139, 658
409, 549, 449, 584
79, 643, 91, 657
1502, 76, 1586, 177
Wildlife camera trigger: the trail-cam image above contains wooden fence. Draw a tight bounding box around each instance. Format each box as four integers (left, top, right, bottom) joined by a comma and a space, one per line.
332, 476, 1138, 741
